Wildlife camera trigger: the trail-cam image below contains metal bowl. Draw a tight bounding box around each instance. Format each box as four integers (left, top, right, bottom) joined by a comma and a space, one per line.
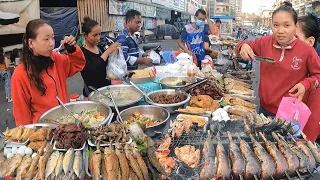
145, 89, 190, 113
159, 76, 197, 89
38, 101, 112, 127
88, 85, 143, 112
117, 105, 170, 136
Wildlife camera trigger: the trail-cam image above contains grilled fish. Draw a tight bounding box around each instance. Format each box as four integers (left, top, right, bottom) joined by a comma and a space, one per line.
89, 143, 101, 180
125, 144, 144, 180
115, 143, 129, 180
272, 132, 299, 174
250, 134, 276, 180
306, 140, 320, 164
259, 132, 288, 178
44, 151, 59, 179
73, 151, 83, 178
200, 132, 217, 180
54, 152, 64, 179
238, 135, 261, 179
16, 155, 32, 180
4, 154, 23, 177
296, 141, 317, 171
216, 133, 231, 179
104, 143, 120, 180
62, 148, 75, 178
132, 143, 149, 180
228, 131, 245, 180
38, 144, 53, 180
25, 152, 41, 180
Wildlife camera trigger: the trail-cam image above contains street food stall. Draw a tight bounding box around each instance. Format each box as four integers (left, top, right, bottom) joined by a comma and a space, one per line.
1, 49, 319, 180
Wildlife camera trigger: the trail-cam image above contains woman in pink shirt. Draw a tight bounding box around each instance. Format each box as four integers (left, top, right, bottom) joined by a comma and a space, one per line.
296, 13, 320, 142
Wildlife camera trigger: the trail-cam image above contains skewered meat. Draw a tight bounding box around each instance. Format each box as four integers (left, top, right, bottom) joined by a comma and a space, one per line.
249, 134, 276, 180
216, 134, 231, 179
272, 132, 299, 174
227, 131, 245, 180
200, 132, 216, 180
170, 120, 196, 138
289, 143, 309, 171
174, 145, 200, 168
305, 140, 320, 164
238, 135, 261, 179
259, 132, 288, 178
296, 141, 317, 171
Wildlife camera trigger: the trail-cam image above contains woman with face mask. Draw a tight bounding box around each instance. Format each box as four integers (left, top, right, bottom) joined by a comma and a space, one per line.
236, 2, 320, 117
11, 19, 86, 126
80, 17, 120, 97
296, 13, 320, 143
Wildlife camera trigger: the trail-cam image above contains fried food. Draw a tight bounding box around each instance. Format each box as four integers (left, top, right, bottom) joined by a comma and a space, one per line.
131, 69, 155, 79
174, 145, 200, 168
170, 120, 195, 138
29, 129, 46, 142
10, 126, 24, 141
176, 106, 206, 114
228, 105, 255, 117
223, 94, 256, 109
190, 95, 220, 112
28, 141, 47, 151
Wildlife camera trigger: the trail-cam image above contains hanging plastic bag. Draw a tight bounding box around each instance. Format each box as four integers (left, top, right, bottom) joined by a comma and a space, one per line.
148, 50, 161, 64
106, 47, 127, 80
276, 97, 311, 133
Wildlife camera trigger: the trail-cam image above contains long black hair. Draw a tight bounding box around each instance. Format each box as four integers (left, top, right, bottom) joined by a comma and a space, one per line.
0, 47, 4, 64
22, 19, 53, 95
298, 14, 320, 48
272, 1, 298, 24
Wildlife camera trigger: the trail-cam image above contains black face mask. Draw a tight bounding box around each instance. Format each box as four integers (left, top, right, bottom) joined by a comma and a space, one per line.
32, 54, 54, 73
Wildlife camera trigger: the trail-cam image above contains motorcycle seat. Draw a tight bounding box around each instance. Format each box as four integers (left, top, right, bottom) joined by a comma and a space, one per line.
143, 44, 160, 51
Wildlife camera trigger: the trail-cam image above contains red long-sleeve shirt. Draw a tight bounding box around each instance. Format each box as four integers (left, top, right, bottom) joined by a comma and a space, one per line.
236, 36, 320, 114
12, 46, 85, 126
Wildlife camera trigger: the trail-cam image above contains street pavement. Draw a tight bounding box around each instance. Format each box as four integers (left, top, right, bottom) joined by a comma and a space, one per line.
0, 39, 180, 131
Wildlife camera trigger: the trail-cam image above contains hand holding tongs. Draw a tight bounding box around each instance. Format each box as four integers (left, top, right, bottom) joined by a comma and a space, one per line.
176, 78, 208, 92
237, 55, 275, 64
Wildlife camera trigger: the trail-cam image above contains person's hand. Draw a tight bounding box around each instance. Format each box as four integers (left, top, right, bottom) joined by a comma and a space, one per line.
61, 35, 76, 46
239, 44, 255, 60
107, 42, 121, 53
139, 58, 153, 65
289, 83, 306, 101
142, 51, 150, 57
205, 8, 210, 19
211, 50, 219, 58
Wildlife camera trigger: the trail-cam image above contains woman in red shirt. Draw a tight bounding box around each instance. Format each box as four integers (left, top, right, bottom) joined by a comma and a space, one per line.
296, 13, 320, 142
236, 2, 320, 117
11, 19, 86, 126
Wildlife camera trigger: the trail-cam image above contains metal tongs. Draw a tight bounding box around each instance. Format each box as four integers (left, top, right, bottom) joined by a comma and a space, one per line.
255, 56, 275, 64
176, 78, 208, 92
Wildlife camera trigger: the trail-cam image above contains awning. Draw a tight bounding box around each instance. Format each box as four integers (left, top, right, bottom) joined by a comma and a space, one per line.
211, 15, 234, 20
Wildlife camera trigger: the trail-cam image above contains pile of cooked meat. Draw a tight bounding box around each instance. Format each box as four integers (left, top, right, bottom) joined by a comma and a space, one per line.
150, 93, 186, 104
53, 124, 89, 149
189, 79, 224, 100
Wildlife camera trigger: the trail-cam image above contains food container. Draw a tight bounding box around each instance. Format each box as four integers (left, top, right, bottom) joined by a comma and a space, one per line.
159, 76, 197, 89
117, 105, 170, 136
145, 89, 190, 113
38, 101, 112, 128
88, 85, 143, 112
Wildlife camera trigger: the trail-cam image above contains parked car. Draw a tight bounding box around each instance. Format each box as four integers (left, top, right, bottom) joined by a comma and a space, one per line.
155, 24, 180, 39
259, 27, 272, 36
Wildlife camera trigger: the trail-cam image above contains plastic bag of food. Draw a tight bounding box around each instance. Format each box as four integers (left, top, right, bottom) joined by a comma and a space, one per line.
148, 50, 161, 64
106, 47, 127, 80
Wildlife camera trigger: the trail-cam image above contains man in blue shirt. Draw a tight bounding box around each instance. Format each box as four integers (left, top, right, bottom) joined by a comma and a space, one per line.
177, 9, 216, 67
117, 10, 152, 70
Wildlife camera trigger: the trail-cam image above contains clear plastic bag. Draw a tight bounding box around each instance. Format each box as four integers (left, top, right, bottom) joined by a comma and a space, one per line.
106, 48, 128, 80
148, 50, 161, 64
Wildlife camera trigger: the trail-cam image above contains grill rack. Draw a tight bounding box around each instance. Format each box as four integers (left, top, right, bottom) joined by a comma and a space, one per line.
160, 124, 320, 180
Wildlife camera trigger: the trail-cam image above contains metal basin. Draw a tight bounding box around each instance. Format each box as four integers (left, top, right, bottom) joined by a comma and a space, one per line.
88, 84, 143, 112
159, 76, 197, 89
145, 89, 190, 113
38, 101, 112, 127
117, 105, 170, 136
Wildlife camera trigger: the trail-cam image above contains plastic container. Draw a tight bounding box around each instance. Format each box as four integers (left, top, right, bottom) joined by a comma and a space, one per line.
69, 94, 80, 102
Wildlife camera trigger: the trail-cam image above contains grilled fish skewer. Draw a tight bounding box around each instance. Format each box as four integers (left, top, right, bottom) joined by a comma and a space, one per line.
216, 133, 231, 179
272, 132, 302, 179
259, 132, 289, 179
249, 134, 276, 180
200, 131, 217, 180
237, 134, 260, 180
287, 133, 317, 172
227, 131, 245, 180
301, 132, 320, 164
